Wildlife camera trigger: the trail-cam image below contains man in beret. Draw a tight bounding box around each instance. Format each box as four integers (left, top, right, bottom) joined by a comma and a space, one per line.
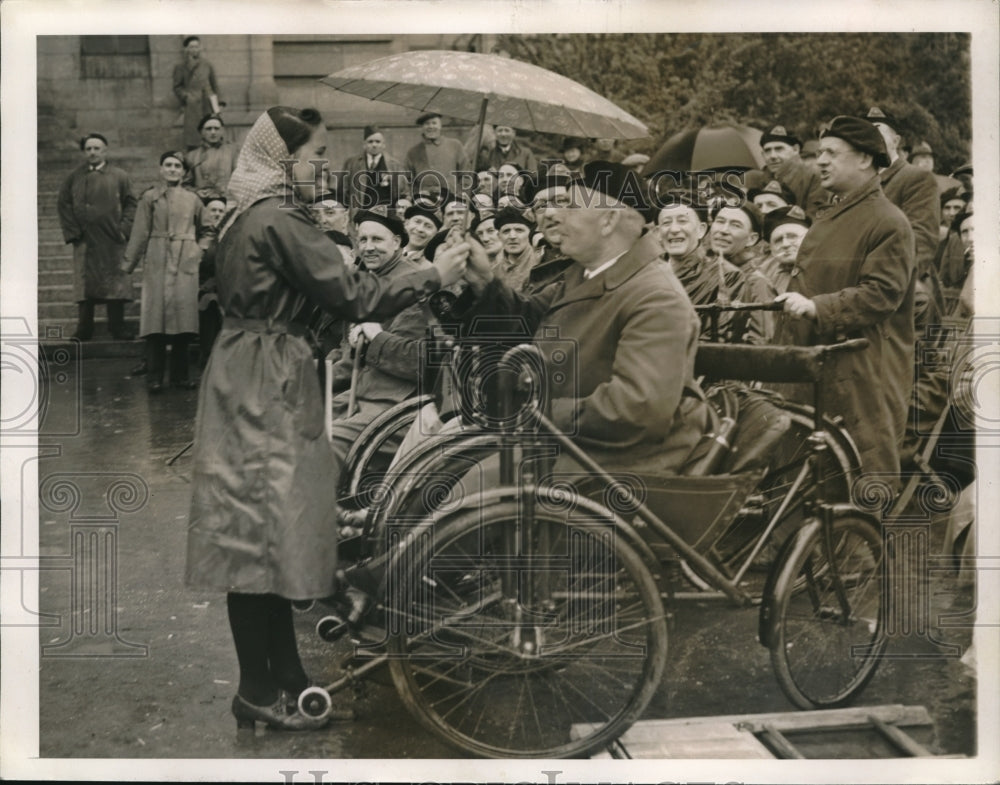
57, 132, 138, 340
404, 113, 471, 202
748, 179, 796, 215
182, 113, 240, 201
760, 124, 830, 219
459, 161, 712, 475
760, 205, 811, 295
774, 115, 916, 484
864, 107, 941, 287
340, 124, 410, 215
658, 201, 764, 344
474, 124, 537, 174
326, 210, 434, 462
401, 204, 441, 264
492, 206, 541, 292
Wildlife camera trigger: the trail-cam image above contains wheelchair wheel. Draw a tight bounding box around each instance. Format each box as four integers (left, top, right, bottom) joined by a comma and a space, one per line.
767, 512, 885, 709
385, 501, 668, 758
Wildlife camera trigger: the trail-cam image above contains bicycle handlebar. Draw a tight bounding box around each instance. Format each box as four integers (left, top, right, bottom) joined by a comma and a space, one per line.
694, 300, 787, 313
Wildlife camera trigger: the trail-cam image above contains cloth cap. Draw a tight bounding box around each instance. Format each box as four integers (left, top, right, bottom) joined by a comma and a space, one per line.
939, 187, 969, 208
493, 205, 535, 233
525, 172, 572, 203
760, 125, 802, 148
354, 209, 409, 248
403, 204, 442, 229
575, 160, 656, 221
951, 162, 972, 178
159, 150, 186, 168
312, 192, 345, 209
80, 132, 109, 150
764, 204, 811, 241
561, 136, 585, 153
417, 112, 442, 126
864, 106, 899, 132
748, 179, 796, 206
821, 115, 891, 169
198, 113, 224, 131
363, 124, 382, 140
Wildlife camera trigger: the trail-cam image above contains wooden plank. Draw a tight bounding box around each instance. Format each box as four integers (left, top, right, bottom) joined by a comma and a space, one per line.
573, 720, 775, 759
759, 725, 806, 759
869, 716, 934, 757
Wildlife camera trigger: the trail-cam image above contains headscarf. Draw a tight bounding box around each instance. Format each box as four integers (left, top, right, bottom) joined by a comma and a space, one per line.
219, 110, 293, 237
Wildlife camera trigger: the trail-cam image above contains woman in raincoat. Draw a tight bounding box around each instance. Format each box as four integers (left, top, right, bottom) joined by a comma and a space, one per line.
185, 106, 467, 733
123, 151, 204, 391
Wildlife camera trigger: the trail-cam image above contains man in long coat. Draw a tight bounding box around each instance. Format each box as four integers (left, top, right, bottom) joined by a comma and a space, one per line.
172, 36, 221, 150
775, 116, 916, 483
404, 113, 470, 201
340, 125, 410, 215
459, 162, 711, 475
57, 132, 137, 340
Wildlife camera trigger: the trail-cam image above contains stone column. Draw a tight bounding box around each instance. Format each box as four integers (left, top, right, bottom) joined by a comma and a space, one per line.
246, 34, 279, 110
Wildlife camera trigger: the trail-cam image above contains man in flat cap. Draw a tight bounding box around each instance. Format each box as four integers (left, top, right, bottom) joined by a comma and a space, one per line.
760, 124, 830, 219
864, 106, 941, 289
326, 210, 433, 463
404, 113, 471, 202
459, 161, 712, 475
909, 141, 935, 173
775, 115, 916, 484
340, 124, 410, 215
57, 132, 138, 340
474, 124, 537, 174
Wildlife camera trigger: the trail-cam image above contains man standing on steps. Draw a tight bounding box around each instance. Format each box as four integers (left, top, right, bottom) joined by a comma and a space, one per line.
57, 133, 137, 341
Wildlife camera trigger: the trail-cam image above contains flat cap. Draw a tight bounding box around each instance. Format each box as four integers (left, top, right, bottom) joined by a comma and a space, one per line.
493, 205, 536, 232
416, 112, 442, 126
403, 204, 442, 229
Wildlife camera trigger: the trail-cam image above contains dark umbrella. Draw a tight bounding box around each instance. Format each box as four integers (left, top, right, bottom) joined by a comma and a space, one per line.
643, 124, 765, 176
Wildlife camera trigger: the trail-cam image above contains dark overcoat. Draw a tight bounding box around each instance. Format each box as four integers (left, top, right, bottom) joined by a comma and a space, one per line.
339, 152, 410, 211
467, 232, 710, 474
878, 157, 941, 278
57, 163, 137, 302
186, 197, 441, 598
770, 156, 830, 219
773, 176, 916, 478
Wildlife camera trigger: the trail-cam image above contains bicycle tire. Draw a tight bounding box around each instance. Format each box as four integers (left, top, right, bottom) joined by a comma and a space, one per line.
767, 512, 885, 709
680, 406, 859, 592
385, 501, 669, 758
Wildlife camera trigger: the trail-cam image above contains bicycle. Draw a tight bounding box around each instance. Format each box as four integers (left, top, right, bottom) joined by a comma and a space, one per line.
294, 326, 886, 758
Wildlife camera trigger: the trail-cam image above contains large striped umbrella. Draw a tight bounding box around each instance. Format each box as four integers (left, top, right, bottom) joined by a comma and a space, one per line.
643, 124, 765, 175
320, 50, 649, 143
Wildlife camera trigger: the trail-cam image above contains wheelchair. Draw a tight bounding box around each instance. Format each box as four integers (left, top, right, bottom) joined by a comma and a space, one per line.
296, 299, 893, 759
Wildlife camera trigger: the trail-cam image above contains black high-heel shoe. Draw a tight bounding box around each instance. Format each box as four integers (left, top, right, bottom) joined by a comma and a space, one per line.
231, 694, 328, 733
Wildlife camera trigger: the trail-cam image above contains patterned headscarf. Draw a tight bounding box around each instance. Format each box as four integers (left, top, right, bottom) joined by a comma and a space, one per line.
219, 110, 292, 237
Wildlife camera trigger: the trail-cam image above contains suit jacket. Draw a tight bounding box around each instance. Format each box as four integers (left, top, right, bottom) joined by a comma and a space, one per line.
879, 157, 941, 277
339, 152, 410, 210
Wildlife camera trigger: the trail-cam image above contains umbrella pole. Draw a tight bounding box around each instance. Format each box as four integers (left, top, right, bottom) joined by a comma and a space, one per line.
473, 97, 488, 174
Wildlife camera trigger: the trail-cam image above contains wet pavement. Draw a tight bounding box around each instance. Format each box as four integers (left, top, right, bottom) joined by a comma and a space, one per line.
29, 354, 979, 762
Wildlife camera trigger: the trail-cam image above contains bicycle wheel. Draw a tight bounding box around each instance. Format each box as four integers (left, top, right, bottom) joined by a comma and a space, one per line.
385, 501, 668, 758
680, 406, 859, 592
767, 513, 885, 709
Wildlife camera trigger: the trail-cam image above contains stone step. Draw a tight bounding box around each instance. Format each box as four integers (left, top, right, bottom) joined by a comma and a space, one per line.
38, 255, 74, 271
41, 336, 146, 359
40, 302, 139, 320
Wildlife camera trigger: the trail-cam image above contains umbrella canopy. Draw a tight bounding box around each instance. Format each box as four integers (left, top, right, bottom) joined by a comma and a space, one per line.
320, 50, 649, 140
643, 124, 765, 175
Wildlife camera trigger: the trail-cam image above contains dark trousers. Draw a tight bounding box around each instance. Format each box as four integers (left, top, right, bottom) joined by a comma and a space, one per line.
145, 334, 192, 386
74, 299, 130, 340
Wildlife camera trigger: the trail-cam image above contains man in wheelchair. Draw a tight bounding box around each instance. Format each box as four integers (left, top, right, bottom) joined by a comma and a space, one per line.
455, 160, 713, 475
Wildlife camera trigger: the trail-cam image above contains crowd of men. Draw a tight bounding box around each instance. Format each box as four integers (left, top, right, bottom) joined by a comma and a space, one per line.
56, 38, 975, 501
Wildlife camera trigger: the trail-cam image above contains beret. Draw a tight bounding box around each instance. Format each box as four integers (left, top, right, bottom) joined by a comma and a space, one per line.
576, 160, 657, 221
493, 205, 535, 232
80, 132, 109, 150
363, 124, 381, 140
748, 179, 796, 206
354, 209, 409, 248
403, 204, 442, 229
417, 112, 442, 126
864, 106, 899, 132
716, 202, 763, 237
760, 125, 802, 148
763, 204, 811, 241
821, 115, 891, 169
198, 113, 224, 131
159, 150, 186, 168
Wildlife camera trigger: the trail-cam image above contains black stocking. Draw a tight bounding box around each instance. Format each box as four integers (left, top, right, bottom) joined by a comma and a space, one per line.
226, 592, 279, 706
264, 595, 309, 696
